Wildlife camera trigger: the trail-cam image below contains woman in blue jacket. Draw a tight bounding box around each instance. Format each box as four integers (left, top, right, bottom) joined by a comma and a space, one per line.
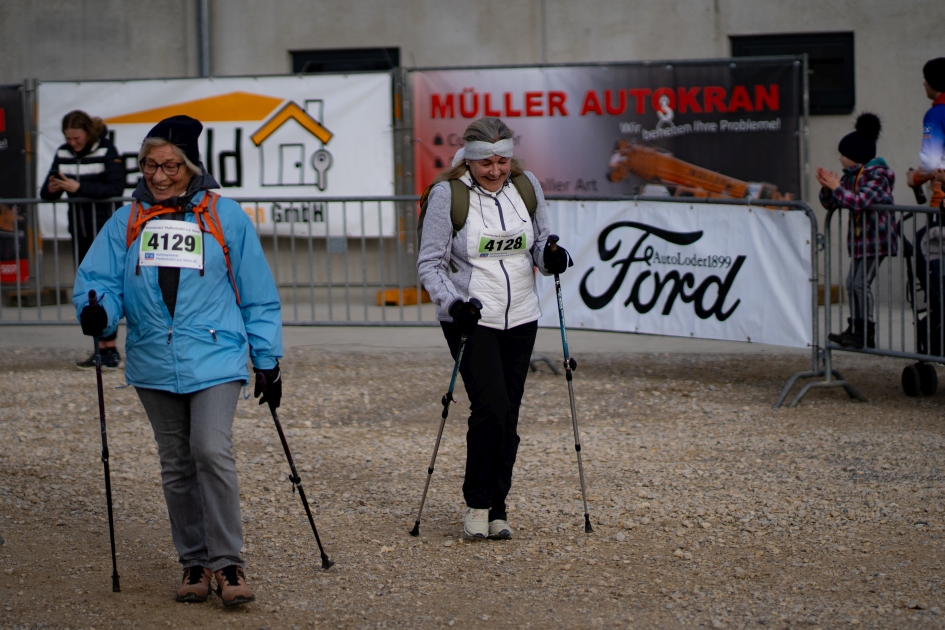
73, 116, 282, 607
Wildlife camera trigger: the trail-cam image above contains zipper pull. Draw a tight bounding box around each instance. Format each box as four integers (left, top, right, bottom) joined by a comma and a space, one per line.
167, 327, 173, 344
210, 329, 217, 342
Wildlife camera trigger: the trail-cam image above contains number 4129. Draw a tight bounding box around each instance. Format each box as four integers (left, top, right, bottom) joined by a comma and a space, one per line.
147, 232, 198, 252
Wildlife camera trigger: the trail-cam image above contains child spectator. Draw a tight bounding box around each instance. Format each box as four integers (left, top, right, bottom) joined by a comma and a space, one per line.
818, 112, 897, 349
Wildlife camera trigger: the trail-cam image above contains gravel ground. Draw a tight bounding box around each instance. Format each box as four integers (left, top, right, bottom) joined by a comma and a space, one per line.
2, 344, 945, 629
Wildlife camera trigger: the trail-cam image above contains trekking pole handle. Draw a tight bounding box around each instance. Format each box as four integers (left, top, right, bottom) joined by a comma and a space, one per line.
468, 297, 482, 314
88, 289, 98, 308
548, 234, 559, 252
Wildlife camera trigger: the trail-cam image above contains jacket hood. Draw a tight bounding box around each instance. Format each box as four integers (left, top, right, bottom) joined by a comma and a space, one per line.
843, 156, 889, 175
131, 163, 220, 207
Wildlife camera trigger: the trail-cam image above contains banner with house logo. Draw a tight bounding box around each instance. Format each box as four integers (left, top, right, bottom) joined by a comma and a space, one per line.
535, 201, 812, 348
411, 59, 802, 200
36, 74, 394, 238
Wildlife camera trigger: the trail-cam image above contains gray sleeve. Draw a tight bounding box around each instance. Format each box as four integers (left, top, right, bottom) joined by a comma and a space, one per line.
525, 171, 554, 276
417, 182, 463, 311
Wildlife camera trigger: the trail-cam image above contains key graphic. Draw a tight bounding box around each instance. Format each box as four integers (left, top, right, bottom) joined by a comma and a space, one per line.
312, 149, 333, 191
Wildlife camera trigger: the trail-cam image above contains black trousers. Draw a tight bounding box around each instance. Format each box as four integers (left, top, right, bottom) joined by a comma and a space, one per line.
442, 320, 537, 521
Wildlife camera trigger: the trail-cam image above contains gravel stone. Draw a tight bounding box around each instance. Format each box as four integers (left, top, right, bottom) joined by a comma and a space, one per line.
1, 347, 944, 628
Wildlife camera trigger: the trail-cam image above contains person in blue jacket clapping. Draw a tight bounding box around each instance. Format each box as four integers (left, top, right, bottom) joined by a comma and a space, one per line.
73, 116, 282, 607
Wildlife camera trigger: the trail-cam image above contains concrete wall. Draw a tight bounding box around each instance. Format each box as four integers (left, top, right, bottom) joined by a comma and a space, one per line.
2, 0, 941, 205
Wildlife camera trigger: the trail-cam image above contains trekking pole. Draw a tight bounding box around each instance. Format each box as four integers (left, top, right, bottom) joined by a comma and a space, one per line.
267, 403, 335, 570
547, 236, 593, 534
409, 298, 481, 537
87, 290, 122, 591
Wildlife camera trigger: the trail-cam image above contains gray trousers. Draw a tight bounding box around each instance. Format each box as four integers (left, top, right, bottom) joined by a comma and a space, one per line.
846, 256, 884, 322
135, 381, 244, 571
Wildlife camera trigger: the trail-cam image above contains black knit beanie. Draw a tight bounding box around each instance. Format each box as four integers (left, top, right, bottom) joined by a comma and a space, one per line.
145, 115, 202, 166
924, 58, 945, 93
838, 113, 881, 165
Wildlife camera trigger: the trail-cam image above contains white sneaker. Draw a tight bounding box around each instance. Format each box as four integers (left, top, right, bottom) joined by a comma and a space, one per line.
488, 519, 512, 539
463, 507, 489, 538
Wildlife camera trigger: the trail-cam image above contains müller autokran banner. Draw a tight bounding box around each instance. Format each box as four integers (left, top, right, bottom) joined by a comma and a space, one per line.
411, 58, 803, 199
536, 201, 812, 348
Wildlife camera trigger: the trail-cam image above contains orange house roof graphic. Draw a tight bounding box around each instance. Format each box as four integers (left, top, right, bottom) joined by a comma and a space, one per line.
250, 101, 332, 146
103, 91, 284, 124
103, 91, 334, 147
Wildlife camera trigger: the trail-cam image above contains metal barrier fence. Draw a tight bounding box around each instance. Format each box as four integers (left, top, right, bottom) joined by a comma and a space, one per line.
0, 195, 437, 326
775, 202, 945, 407
6, 194, 936, 407
4, 193, 853, 408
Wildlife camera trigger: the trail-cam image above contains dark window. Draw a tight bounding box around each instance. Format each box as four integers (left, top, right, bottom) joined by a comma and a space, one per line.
731, 32, 854, 115
291, 48, 400, 74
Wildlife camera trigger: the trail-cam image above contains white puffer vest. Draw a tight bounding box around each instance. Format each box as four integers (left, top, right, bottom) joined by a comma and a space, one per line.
461, 173, 542, 330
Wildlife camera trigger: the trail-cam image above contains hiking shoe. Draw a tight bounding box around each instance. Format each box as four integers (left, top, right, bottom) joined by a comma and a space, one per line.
488, 519, 513, 539
176, 566, 212, 603
102, 348, 122, 369
214, 565, 254, 607
76, 348, 122, 369
463, 507, 489, 539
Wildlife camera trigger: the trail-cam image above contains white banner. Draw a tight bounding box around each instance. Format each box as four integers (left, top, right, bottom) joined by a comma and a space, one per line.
537, 201, 812, 348
37, 74, 395, 238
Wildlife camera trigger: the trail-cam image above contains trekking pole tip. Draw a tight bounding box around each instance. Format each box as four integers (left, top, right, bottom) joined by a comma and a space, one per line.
112, 575, 121, 592
584, 514, 594, 534
409, 522, 421, 537
320, 554, 335, 570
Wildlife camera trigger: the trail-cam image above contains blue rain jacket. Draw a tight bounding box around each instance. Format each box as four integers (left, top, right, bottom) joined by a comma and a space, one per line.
73, 190, 282, 394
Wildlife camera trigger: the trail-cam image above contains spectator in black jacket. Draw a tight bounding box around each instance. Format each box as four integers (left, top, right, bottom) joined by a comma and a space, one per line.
41, 110, 126, 368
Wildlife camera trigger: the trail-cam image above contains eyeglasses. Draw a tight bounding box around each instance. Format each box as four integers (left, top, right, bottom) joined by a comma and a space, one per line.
139, 159, 185, 176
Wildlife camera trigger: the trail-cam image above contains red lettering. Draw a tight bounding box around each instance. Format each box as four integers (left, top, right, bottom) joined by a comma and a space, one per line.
525, 91, 544, 116
504, 92, 522, 117
676, 87, 702, 113
580, 90, 603, 116
727, 85, 754, 112
651, 87, 676, 114
548, 91, 568, 116
431, 94, 454, 119
604, 90, 626, 115
459, 91, 479, 118
484, 93, 502, 117
628, 88, 652, 115
755, 84, 780, 111
703, 86, 727, 113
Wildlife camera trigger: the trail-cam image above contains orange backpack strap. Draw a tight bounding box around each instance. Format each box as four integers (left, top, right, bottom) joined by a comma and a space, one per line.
193, 192, 241, 306
127, 200, 184, 276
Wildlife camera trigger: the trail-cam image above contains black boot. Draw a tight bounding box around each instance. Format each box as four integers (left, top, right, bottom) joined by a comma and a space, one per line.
866, 321, 876, 349
828, 318, 853, 345
839, 319, 866, 349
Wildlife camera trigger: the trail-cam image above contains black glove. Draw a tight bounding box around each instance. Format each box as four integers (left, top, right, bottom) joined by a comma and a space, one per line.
449, 298, 483, 335
544, 234, 573, 275
79, 303, 108, 337
253, 363, 282, 410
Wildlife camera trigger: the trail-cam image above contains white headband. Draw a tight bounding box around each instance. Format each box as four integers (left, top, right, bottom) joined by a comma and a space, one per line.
452, 138, 514, 166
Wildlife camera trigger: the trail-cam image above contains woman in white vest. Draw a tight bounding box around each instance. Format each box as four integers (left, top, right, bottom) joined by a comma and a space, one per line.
417, 117, 572, 539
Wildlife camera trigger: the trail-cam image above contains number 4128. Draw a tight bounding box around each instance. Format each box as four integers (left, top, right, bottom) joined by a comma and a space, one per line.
483, 236, 523, 252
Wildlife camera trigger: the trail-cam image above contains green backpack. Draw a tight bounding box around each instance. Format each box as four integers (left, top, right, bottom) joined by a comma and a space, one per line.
417, 173, 539, 249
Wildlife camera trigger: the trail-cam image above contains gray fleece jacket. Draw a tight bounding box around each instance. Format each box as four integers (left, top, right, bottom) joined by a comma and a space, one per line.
417, 170, 553, 330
